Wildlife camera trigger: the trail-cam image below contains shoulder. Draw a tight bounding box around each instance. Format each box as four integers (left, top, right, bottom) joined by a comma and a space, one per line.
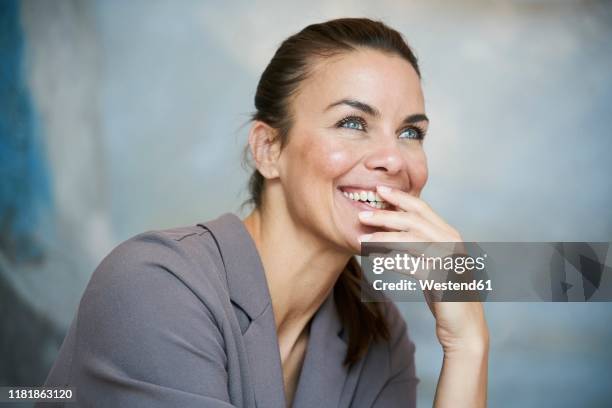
381, 300, 415, 358
61, 226, 236, 403
97, 224, 222, 283
81, 224, 230, 321
100, 225, 218, 274
381, 300, 418, 393
350, 300, 418, 406
365, 300, 416, 378
75, 223, 233, 350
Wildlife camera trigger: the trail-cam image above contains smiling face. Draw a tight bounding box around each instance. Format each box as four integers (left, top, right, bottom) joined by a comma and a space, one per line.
270, 48, 429, 254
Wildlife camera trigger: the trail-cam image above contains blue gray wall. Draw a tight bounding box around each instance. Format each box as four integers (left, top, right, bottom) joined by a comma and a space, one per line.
1, 0, 611, 406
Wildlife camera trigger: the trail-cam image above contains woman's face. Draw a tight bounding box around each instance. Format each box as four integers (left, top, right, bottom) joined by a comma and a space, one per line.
276, 48, 429, 254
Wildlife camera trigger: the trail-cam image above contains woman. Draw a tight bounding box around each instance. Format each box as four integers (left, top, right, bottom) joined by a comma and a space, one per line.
42, 18, 488, 407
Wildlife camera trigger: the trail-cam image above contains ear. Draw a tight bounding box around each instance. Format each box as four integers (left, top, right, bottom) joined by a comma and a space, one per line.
248, 121, 282, 179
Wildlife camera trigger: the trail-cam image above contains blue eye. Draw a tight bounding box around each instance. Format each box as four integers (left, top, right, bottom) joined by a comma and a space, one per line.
337, 116, 367, 131
399, 127, 424, 140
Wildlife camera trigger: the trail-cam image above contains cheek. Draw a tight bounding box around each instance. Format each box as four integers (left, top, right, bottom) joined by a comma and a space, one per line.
298, 136, 357, 179
319, 148, 354, 176
407, 150, 429, 193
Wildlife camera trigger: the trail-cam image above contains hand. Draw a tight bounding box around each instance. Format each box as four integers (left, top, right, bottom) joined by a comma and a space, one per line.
358, 185, 489, 354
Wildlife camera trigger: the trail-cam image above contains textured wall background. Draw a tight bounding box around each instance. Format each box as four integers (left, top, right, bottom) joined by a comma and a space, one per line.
1, 0, 611, 406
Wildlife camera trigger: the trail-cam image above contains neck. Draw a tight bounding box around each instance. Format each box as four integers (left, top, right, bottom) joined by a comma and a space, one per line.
243, 206, 350, 339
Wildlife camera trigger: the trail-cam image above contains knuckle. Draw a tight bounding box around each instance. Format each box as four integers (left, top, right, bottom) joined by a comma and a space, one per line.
415, 200, 429, 213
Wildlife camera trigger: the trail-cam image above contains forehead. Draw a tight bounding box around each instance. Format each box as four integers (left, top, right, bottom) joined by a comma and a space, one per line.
294, 48, 424, 115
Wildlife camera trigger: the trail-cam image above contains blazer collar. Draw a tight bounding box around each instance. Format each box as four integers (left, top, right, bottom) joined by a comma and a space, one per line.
198, 213, 270, 320
199, 213, 352, 407
198, 212, 349, 341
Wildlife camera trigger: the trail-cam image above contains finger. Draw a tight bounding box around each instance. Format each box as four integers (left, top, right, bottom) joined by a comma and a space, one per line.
359, 230, 426, 243
358, 209, 427, 231
376, 186, 452, 232
358, 210, 450, 242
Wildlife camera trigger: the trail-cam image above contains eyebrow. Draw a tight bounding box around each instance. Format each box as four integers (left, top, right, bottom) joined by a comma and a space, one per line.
325, 98, 429, 125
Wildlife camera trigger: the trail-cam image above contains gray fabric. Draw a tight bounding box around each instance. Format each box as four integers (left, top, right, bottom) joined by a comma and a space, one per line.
39, 213, 418, 407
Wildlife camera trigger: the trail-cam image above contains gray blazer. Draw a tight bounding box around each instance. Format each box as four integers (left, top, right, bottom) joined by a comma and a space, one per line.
41, 213, 418, 407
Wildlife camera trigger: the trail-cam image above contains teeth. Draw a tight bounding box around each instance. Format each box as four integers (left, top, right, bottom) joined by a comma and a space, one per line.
342, 189, 391, 209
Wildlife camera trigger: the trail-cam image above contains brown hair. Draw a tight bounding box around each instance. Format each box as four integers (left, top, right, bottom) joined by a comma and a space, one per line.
244, 18, 421, 367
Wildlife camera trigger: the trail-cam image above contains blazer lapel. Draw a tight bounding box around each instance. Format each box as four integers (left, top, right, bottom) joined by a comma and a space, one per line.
242, 305, 287, 408
292, 293, 358, 408
199, 213, 287, 408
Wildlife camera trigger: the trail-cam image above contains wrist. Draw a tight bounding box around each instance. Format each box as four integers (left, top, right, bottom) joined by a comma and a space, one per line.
441, 325, 489, 357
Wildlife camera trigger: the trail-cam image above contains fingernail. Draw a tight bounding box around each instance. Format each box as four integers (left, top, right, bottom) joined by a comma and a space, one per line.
377, 185, 391, 193
359, 234, 373, 242
359, 211, 373, 219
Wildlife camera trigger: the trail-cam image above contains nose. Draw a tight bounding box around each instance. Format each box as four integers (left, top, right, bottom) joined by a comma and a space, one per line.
363, 141, 405, 175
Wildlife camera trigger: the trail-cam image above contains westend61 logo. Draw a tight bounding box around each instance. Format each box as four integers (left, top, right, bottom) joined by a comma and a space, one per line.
371, 253, 487, 275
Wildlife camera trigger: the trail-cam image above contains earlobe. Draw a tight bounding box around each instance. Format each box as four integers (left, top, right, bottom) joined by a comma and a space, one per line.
248, 121, 281, 179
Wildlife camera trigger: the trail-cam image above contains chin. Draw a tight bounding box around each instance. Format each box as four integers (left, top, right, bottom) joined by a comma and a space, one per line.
331, 195, 381, 253
336, 222, 375, 255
